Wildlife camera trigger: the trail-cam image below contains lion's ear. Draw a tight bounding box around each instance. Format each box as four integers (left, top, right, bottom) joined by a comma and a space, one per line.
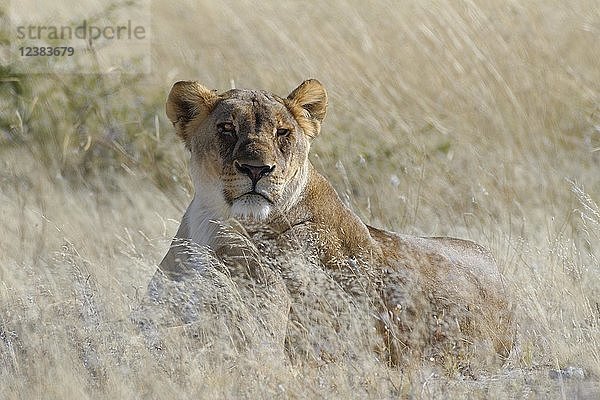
287, 79, 327, 123
166, 81, 217, 144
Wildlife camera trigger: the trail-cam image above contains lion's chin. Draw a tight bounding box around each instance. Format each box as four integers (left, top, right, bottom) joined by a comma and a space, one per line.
230, 194, 272, 222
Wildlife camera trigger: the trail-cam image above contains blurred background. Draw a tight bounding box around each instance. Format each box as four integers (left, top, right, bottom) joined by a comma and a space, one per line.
1, 1, 599, 398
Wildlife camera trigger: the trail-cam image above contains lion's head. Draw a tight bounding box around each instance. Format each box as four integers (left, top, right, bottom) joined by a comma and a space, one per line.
166, 79, 327, 222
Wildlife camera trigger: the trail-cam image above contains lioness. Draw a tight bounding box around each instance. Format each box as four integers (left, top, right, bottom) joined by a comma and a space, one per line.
149, 79, 514, 367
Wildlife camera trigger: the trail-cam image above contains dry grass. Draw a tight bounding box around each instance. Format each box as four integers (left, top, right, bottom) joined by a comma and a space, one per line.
1, 0, 600, 398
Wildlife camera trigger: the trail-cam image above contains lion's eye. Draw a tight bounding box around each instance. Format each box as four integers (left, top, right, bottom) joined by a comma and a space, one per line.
217, 122, 236, 137
276, 128, 291, 137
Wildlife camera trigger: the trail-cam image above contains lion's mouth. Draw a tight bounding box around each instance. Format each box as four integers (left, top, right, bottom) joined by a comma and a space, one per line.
234, 190, 274, 204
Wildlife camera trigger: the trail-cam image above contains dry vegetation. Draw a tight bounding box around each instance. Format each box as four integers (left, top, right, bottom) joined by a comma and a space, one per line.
1, 1, 600, 398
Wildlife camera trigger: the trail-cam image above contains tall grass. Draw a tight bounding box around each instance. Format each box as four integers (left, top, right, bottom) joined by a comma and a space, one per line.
1, 0, 599, 398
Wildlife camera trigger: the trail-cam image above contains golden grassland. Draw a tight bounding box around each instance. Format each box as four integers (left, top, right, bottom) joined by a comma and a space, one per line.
1, 1, 600, 398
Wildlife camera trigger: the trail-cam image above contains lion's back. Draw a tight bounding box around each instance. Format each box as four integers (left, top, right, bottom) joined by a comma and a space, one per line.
367, 225, 514, 363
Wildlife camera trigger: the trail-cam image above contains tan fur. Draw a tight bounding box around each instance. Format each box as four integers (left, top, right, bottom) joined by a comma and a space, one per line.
151, 79, 514, 368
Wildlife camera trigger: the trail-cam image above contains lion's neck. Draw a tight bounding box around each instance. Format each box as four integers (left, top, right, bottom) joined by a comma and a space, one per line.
183, 168, 231, 247
184, 195, 224, 247
294, 166, 380, 260
157, 192, 227, 279
280, 162, 310, 214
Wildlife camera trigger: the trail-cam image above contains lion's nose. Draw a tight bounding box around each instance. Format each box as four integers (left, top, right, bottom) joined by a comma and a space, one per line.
234, 160, 275, 183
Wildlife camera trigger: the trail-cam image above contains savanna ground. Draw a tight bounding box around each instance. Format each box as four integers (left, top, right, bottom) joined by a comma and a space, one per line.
1, 1, 600, 398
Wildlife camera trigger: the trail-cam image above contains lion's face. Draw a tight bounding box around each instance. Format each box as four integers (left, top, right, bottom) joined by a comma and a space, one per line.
166, 79, 327, 222
203, 90, 310, 221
